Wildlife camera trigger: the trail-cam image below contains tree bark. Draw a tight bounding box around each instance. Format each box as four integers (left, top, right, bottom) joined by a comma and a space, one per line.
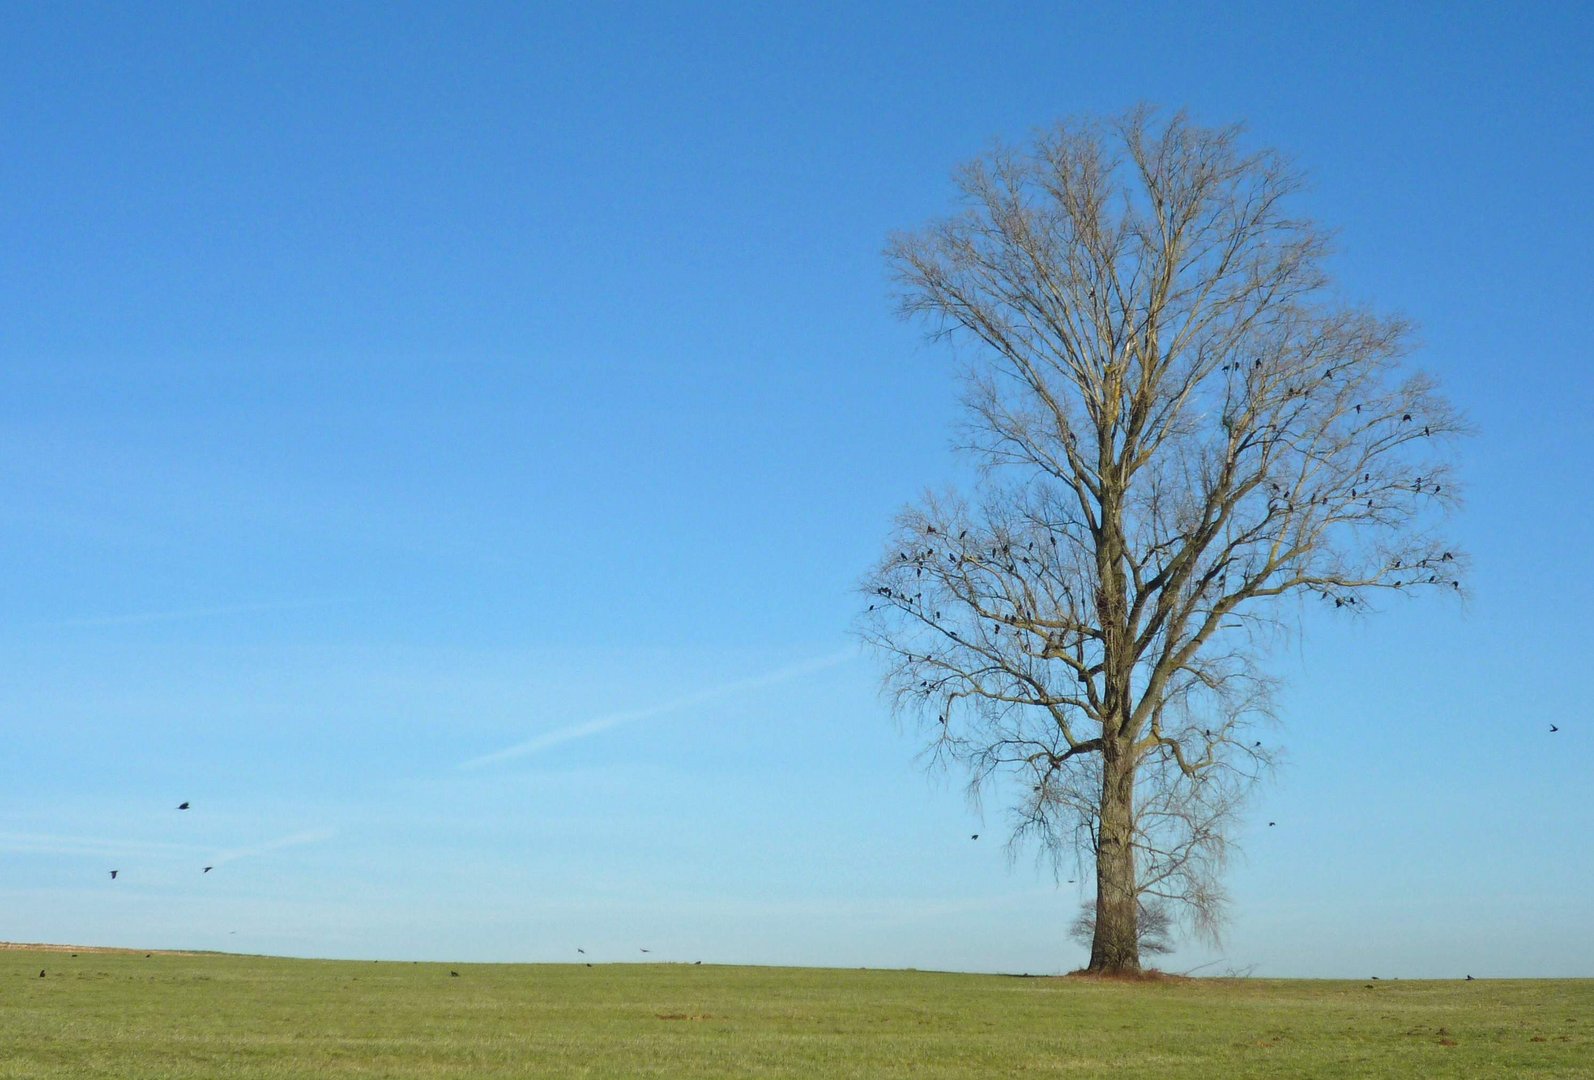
1089, 737, 1141, 973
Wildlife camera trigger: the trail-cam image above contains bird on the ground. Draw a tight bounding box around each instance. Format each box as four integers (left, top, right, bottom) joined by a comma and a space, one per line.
1466, 975, 1475, 981
109, 870, 119, 879
1550, 725, 1559, 733
450, 971, 459, 977
177, 802, 190, 810
39, 970, 45, 978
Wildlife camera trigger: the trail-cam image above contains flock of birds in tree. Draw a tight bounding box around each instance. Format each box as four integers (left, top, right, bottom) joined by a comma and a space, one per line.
865, 391, 1564, 854
105, 801, 210, 882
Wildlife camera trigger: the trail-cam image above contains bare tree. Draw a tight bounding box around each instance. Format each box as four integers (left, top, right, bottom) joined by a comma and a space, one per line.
860, 107, 1465, 975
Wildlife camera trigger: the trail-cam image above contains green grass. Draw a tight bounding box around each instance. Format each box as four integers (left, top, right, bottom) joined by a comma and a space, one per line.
1, 947, 1588, 1078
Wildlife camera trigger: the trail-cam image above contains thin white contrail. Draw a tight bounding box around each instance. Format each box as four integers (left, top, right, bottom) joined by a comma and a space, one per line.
457, 648, 856, 770
210, 828, 336, 868
51, 597, 351, 629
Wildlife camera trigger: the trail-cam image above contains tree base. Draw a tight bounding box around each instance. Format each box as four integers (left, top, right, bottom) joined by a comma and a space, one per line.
1066, 966, 1178, 982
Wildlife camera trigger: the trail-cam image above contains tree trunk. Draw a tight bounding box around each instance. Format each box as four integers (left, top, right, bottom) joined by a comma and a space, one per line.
1088, 738, 1140, 973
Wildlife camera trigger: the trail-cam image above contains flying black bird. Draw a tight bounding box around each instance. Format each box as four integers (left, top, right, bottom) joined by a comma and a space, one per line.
1550, 724, 1559, 733
203, 866, 213, 873
1268, 822, 1276, 827
971, 834, 979, 840
640, 948, 651, 953
577, 948, 585, 954
177, 802, 190, 810
109, 870, 119, 879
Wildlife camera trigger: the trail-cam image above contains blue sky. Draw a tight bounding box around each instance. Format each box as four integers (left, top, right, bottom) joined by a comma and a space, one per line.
2, 1, 1590, 977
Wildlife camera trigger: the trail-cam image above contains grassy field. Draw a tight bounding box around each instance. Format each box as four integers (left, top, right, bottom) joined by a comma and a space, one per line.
1, 946, 1588, 1078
